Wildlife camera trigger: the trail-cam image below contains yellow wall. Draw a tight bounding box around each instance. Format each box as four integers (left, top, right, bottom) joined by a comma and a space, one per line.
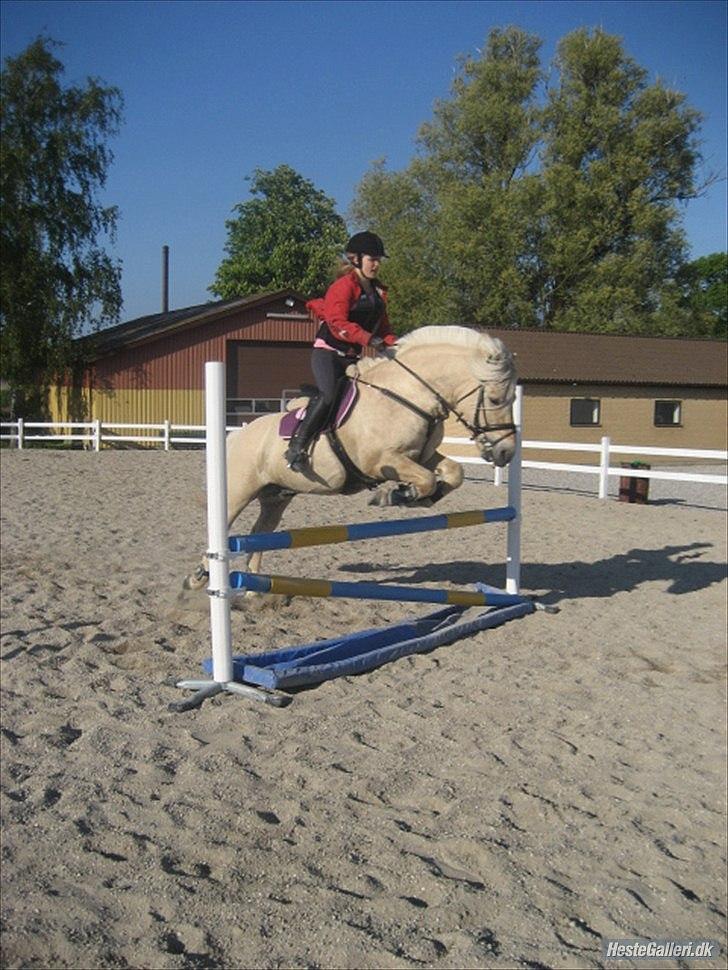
49, 386, 205, 437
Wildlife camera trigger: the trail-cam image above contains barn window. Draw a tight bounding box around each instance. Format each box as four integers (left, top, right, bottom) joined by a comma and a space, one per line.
654, 400, 681, 426
570, 398, 601, 426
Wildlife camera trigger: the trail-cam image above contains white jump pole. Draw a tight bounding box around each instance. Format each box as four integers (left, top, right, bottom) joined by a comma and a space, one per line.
171, 361, 286, 711
205, 361, 234, 684
505, 384, 523, 595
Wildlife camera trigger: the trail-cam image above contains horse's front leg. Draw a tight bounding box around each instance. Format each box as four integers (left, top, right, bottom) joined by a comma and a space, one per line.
413, 452, 465, 507
369, 451, 438, 507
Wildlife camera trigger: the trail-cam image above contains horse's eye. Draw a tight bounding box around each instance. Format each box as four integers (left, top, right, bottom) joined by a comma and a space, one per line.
489, 397, 502, 406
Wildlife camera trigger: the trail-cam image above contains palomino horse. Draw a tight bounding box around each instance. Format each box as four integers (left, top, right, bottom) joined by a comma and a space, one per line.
184, 326, 517, 588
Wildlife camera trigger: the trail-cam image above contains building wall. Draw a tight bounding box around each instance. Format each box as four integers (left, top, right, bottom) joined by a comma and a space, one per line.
48, 305, 727, 461
442, 382, 727, 464
49, 299, 316, 429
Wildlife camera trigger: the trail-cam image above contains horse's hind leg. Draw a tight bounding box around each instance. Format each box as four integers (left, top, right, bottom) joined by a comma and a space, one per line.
244, 486, 294, 574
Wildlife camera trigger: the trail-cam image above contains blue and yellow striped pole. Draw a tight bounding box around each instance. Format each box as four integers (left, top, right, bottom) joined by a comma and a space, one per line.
229, 507, 515, 554
230, 571, 527, 608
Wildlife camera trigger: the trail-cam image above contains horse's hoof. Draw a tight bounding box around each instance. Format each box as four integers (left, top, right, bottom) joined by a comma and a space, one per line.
183, 565, 209, 590
368, 484, 392, 506
390, 484, 418, 506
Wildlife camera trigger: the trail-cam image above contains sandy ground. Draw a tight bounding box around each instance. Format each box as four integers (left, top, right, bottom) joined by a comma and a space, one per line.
1, 449, 726, 970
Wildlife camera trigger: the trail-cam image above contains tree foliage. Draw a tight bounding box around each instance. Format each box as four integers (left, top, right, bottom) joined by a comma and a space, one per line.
674, 252, 728, 338
0, 37, 123, 416
539, 29, 702, 333
351, 26, 715, 337
210, 165, 347, 300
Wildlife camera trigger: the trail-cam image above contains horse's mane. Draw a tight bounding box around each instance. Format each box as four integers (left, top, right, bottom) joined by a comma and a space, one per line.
357, 325, 514, 382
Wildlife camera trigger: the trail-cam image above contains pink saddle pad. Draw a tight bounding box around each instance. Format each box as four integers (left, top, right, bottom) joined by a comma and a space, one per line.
278, 381, 358, 440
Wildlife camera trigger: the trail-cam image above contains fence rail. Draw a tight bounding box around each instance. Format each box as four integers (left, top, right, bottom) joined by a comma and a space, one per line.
2, 419, 726, 498
443, 435, 727, 496
0, 419, 239, 450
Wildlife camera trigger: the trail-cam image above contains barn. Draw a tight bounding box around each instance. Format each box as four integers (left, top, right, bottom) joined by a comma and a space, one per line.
474, 327, 728, 462
51, 291, 728, 459
53, 290, 317, 428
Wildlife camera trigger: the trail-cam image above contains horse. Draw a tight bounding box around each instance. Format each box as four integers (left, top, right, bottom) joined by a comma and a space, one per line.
184, 325, 517, 589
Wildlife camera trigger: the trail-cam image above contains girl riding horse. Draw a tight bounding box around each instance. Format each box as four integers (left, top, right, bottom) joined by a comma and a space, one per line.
284, 231, 399, 472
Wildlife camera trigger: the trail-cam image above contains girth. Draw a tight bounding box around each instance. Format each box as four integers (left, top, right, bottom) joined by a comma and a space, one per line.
325, 430, 381, 494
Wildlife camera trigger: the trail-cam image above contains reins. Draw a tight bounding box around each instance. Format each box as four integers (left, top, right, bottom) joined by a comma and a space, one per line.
353, 371, 442, 434
355, 352, 517, 445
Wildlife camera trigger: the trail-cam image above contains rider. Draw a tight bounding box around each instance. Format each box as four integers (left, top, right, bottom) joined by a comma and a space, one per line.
285, 231, 399, 472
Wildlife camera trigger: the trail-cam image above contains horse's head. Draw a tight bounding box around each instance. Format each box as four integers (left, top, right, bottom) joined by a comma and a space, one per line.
378, 326, 519, 468
469, 336, 518, 468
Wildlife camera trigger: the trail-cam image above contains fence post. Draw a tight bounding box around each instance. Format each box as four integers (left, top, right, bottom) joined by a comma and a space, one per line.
505, 385, 523, 595
93, 419, 101, 452
163, 419, 171, 452
598, 435, 610, 500
17, 418, 24, 450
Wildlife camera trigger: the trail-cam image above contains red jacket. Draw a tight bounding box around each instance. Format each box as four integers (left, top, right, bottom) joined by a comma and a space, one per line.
307, 272, 397, 349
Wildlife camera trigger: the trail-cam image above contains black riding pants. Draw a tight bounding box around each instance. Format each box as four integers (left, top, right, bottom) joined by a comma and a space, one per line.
311, 348, 354, 406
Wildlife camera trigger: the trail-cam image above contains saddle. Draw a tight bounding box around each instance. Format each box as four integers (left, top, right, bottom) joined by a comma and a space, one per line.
277, 381, 358, 441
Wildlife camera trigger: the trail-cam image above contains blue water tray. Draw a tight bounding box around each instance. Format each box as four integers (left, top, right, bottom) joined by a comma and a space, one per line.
202, 584, 535, 690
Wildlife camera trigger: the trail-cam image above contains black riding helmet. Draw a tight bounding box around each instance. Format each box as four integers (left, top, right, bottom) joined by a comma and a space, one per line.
346, 231, 388, 259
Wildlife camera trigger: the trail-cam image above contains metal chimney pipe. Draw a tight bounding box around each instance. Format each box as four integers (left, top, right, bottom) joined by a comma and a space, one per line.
162, 245, 169, 313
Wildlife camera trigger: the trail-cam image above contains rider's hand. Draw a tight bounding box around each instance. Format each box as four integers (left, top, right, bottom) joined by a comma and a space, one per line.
369, 336, 384, 349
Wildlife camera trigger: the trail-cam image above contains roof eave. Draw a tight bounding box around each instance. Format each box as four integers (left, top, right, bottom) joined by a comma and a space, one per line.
523, 377, 727, 389
87, 289, 309, 359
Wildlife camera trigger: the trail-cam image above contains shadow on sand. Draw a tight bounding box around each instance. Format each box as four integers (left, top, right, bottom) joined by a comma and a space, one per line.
340, 542, 727, 607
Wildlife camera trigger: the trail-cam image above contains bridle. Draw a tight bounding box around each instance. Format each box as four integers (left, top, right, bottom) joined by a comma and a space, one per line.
451, 381, 518, 453
355, 353, 517, 454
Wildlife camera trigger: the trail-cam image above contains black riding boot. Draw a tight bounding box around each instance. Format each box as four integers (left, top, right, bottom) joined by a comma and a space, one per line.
285, 394, 331, 472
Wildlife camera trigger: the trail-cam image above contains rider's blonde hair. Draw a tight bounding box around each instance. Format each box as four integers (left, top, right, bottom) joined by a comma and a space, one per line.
332, 256, 388, 291
334, 258, 357, 279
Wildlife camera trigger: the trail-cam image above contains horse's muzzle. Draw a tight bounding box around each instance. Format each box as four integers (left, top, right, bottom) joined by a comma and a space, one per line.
491, 447, 514, 468
478, 433, 515, 468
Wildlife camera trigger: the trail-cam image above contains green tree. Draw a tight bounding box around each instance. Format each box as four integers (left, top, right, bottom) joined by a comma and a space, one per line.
352, 26, 544, 330
418, 26, 545, 329
0, 37, 123, 416
210, 165, 347, 300
674, 252, 728, 338
540, 28, 703, 333
352, 26, 709, 336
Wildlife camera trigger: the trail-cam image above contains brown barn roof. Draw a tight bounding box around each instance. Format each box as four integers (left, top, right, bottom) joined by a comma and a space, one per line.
488, 328, 727, 388
87, 290, 308, 356
87, 293, 727, 389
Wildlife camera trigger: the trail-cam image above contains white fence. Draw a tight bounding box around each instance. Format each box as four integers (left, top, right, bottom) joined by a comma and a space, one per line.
2, 419, 726, 498
443, 436, 728, 497
0, 419, 234, 450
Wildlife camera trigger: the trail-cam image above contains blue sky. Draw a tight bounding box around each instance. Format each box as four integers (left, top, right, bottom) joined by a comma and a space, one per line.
2, 0, 726, 323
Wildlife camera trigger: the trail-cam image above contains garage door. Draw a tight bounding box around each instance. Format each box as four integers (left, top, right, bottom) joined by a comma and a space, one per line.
226, 341, 314, 399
